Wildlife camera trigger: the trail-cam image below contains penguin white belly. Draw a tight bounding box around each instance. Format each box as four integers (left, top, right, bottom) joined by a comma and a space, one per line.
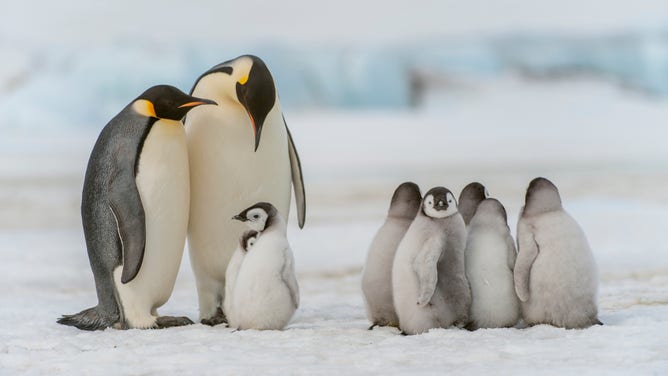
114, 120, 190, 329
466, 231, 518, 328
232, 234, 295, 330
186, 105, 292, 318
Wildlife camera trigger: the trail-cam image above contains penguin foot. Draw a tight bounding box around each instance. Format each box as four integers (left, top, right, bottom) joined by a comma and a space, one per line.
367, 324, 378, 331
464, 322, 478, 331
155, 316, 195, 328
57, 306, 118, 331
594, 319, 604, 326
201, 307, 227, 326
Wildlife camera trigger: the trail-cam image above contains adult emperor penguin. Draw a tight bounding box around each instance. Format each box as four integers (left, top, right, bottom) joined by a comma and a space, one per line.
230, 202, 299, 330
458, 182, 489, 226
514, 177, 601, 329
465, 198, 520, 330
362, 182, 421, 330
58, 85, 216, 330
223, 230, 258, 328
392, 187, 470, 335
186, 55, 306, 325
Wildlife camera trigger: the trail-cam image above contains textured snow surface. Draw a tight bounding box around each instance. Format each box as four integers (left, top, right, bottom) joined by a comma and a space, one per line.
1, 77, 668, 374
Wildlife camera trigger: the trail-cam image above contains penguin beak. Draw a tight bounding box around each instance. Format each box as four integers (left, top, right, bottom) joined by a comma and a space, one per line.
178, 98, 217, 108
232, 214, 246, 222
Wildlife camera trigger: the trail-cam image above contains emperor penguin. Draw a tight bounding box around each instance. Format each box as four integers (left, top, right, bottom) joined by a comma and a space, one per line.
465, 198, 520, 330
223, 230, 259, 329
458, 182, 489, 226
58, 85, 216, 330
230, 202, 299, 330
392, 187, 470, 335
514, 177, 601, 329
186, 55, 306, 325
362, 182, 421, 330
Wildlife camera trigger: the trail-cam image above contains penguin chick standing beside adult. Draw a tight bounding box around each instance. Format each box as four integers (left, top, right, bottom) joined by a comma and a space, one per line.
186, 55, 306, 325
229, 202, 299, 330
392, 187, 470, 335
458, 182, 489, 226
223, 230, 259, 329
58, 85, 215, 330
515, 177, 601, 329
465, 198, 520, 330
362, 182, 421, 330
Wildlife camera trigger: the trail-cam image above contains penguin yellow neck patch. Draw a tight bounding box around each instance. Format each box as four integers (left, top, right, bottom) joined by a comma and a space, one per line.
132, 99, 158, 118
238, 74, 249, 85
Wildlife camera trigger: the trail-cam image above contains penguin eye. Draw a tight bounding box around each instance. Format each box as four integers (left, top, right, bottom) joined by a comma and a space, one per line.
252, 214, 260, 220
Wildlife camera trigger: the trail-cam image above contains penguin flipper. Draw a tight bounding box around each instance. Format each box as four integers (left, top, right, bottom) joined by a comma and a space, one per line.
281, 247, 300, 309
413, 235, 445, 306
284, 117, 306, 229
514, 230, 539, 302
108, 173, 146, 284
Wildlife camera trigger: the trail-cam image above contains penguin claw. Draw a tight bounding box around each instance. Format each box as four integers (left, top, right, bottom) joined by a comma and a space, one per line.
155, 316, 194, 328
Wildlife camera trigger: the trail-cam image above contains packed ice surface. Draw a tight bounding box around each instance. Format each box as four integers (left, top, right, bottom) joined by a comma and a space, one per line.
1, 76, 668, 374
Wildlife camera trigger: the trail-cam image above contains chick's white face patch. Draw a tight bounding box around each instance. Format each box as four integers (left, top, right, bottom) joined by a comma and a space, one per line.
423, 192, 458, 218
245, 208, 269, 231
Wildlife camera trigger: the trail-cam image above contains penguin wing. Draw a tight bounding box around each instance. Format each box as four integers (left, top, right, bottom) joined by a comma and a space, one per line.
413, 235, 445, 306
281, 248, 300, 309
284, 116, 306, 229
108, 169, 146, 284
505, 232, 518, 271
514, 226, 539, 302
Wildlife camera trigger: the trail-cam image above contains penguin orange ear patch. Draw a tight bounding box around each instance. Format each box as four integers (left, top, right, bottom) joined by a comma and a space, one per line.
132, 99, 158, 118
238, 74, 249, 85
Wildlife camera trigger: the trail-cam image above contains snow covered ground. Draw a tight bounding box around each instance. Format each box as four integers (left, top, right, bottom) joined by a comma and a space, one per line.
1, 76, 668, 374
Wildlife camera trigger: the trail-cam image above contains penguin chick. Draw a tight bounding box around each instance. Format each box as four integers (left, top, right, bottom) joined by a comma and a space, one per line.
223, 230, 259, 328
458, 182, 489, 226
392, 187, 470, 335
362, 182, 421, 330
231, 202, 299, 330
465, 198, 519, 330
514, 177, 601, 329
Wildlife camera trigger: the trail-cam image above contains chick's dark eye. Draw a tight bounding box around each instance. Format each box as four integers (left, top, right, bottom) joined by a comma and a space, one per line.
253, 214, 260, 219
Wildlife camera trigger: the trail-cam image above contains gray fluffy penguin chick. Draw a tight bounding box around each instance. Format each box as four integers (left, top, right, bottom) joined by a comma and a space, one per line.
362, 182, 422, 329
392, 187, 470, 335
458, 182, 489, 226
224, 230, 259, 328
465, 198, 520, 329
515, 177, 601, 329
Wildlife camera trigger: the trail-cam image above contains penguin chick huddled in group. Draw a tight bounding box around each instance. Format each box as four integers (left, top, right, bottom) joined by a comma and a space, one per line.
228, 202, 299, 330
464, 198, 520, 330
58, 85, 216, 330
362, 182, 422, 330
392, 187, 471, 335
458, 182, 489, 226
223, 230, 259, 329
514, 177, 601, 329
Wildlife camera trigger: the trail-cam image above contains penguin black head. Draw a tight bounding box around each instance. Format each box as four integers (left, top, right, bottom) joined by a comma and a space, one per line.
523, 177, 562, 216
240, 230, 259, 252
422, 187, 458, 219
389, 182, 422, 219
232, 202, 278, 231
133, 85, 216, 121
472, 198, 508, 224
458, 182, 489, 225
192, 55, 277, 152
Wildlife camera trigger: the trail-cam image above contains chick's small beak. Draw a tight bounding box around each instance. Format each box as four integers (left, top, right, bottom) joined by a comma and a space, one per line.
232, 214, 246, 221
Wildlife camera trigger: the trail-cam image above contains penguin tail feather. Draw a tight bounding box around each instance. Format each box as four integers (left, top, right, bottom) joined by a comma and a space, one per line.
57, 307, 116, 331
